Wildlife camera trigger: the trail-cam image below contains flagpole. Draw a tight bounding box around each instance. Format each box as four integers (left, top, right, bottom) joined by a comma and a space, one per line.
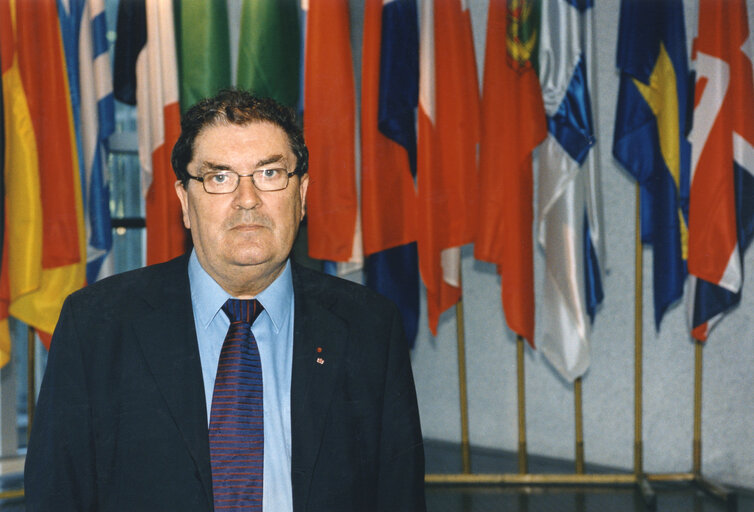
633, 185, 643, 478
455, 295, 471, 474
633, 185, 657, 508
27, 326, 36, 438
516, 335, 527, 473
574, 377, 584, 473
692, 341, 736, 505
693, 340, 703, 476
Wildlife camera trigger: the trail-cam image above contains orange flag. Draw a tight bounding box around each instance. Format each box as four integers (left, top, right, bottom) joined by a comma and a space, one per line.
141, 0, 185, 264
688, 0, 754, 340
361, 0, 418, 260
304, 0, 358, 263
0, 0, 86, 357
475, 0, 547, 346
417, 0, 480, 334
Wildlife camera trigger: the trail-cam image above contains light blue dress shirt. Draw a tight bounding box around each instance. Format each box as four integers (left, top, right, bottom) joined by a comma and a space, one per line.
188, 251, 294, 511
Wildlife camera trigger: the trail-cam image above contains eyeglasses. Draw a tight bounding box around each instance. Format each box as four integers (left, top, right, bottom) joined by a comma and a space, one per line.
187, 169, 297, 194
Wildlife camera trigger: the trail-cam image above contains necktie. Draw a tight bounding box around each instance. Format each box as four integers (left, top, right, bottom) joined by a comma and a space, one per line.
209, 298, 265, 511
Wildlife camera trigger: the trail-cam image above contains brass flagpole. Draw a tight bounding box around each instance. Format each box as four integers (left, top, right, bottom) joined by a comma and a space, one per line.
455, 294, 471, 474
574, 377, 585, 474
516, 335, 527, 473
633, 186, 656, 507
693, 340, 703, 476
633, 185, 644, 478
691, 339, 737, 505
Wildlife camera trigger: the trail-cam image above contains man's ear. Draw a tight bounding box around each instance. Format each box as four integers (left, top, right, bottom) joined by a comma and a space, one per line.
174, 180, 191, 229
298, 173, 310, 221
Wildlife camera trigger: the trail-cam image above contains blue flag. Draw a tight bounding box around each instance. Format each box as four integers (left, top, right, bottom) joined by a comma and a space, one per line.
613, 0, 691, 328
362, 0, 419, 347
59, 0, 116, 283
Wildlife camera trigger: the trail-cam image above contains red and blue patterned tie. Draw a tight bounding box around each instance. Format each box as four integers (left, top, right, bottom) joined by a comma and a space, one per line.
209, 299, 265, 510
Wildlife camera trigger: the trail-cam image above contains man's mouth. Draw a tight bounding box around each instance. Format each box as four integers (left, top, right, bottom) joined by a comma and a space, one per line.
231, 224, 264, 231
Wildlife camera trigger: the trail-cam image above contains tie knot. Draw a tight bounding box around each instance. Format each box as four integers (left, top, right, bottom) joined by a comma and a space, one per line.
222, 298, 264, 325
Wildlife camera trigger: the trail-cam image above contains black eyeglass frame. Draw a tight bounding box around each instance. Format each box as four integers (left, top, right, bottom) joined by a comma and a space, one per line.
187, 170, 298, 194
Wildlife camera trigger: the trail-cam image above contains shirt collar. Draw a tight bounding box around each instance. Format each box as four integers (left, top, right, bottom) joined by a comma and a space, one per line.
188, 250, 293, 333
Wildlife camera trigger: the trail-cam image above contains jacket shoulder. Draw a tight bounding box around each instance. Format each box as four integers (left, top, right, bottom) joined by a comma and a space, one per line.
67, 255, 189, 309
291, 263, 399, 317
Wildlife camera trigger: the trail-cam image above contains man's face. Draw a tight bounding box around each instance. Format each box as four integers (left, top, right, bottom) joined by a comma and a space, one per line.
175, 121, 309, 296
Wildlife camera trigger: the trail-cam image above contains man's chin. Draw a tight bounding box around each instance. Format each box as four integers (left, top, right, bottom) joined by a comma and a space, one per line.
227, 253, 283, 273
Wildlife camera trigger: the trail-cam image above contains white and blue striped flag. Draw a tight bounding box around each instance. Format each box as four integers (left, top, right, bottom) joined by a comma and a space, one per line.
59, 0, 115, 283
537, 0, 605, 381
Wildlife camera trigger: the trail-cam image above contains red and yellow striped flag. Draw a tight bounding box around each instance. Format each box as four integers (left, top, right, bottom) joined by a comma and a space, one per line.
0, 0, 86, 360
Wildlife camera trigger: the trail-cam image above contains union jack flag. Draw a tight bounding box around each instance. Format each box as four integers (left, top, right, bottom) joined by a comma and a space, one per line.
687, 0, 754, 341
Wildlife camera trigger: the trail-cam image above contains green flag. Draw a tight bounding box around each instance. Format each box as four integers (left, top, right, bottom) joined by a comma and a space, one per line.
174, 0, 232, 113
236, 0, 300, 108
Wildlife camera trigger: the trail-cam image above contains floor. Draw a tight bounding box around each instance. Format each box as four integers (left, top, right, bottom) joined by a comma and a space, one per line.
1, 440, 750, 511
424, 440, 750, 512
426, 485, 742, 512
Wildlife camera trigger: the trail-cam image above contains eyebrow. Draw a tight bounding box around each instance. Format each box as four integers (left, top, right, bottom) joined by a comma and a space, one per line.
198, 154, 288, 173
199, 162, 232, 172
255, 154, 286, 167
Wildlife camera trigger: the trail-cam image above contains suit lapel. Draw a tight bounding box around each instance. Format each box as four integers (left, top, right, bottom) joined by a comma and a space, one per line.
132, 255, 214, 506
133, 260, 349, 508
290, 264, 348, 508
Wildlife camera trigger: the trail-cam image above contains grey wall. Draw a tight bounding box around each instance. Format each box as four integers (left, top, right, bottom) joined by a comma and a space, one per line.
407, 0, 754, 490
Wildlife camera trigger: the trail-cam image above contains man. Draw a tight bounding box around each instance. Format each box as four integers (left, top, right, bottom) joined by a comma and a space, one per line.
25, 90, 426, 511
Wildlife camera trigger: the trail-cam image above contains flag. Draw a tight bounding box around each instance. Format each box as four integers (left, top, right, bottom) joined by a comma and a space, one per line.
237, 0, 300, 109
417, 0, 480, 334
687, 0, 754, 341
59, 0, 116, 284
536, 0, 604, 381
115, 0, 186, 265
0, 1, 10, 368
175, 0, 231, 113
80, 0, 115, 282
303, 0, 358, 266
0, 19, 4, 277
475, 0, 547, 347
361, 0, 420, 346
113, 0, 144, 106
613, 0, 691, 329
0, 0, 86, 353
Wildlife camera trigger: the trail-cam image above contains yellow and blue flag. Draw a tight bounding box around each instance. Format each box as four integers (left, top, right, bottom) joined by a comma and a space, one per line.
613, 0, 691, 328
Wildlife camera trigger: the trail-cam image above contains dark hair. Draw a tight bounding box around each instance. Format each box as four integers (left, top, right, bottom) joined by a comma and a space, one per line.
171, 89, 309, 186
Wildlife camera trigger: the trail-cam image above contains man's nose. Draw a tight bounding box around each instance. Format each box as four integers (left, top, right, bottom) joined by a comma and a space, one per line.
233, 175, 262, 209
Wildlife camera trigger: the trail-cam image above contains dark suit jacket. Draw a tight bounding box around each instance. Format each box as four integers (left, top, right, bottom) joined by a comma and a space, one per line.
24, 255, 426, 511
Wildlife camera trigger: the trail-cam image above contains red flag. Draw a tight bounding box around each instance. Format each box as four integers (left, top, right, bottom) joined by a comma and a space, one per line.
688, 0, 754, 340
17, 0, 81, 270
417, 0, 480, 334
139, 0, 186, 264
361, 0, 418, 259
304, 0, 358, 262
0, 0, 86, 356
475, 0, 547, 346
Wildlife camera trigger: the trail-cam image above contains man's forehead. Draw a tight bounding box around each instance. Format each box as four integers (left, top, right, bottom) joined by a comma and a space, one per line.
191, 121, 294, 162
196, 120, 289, 142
